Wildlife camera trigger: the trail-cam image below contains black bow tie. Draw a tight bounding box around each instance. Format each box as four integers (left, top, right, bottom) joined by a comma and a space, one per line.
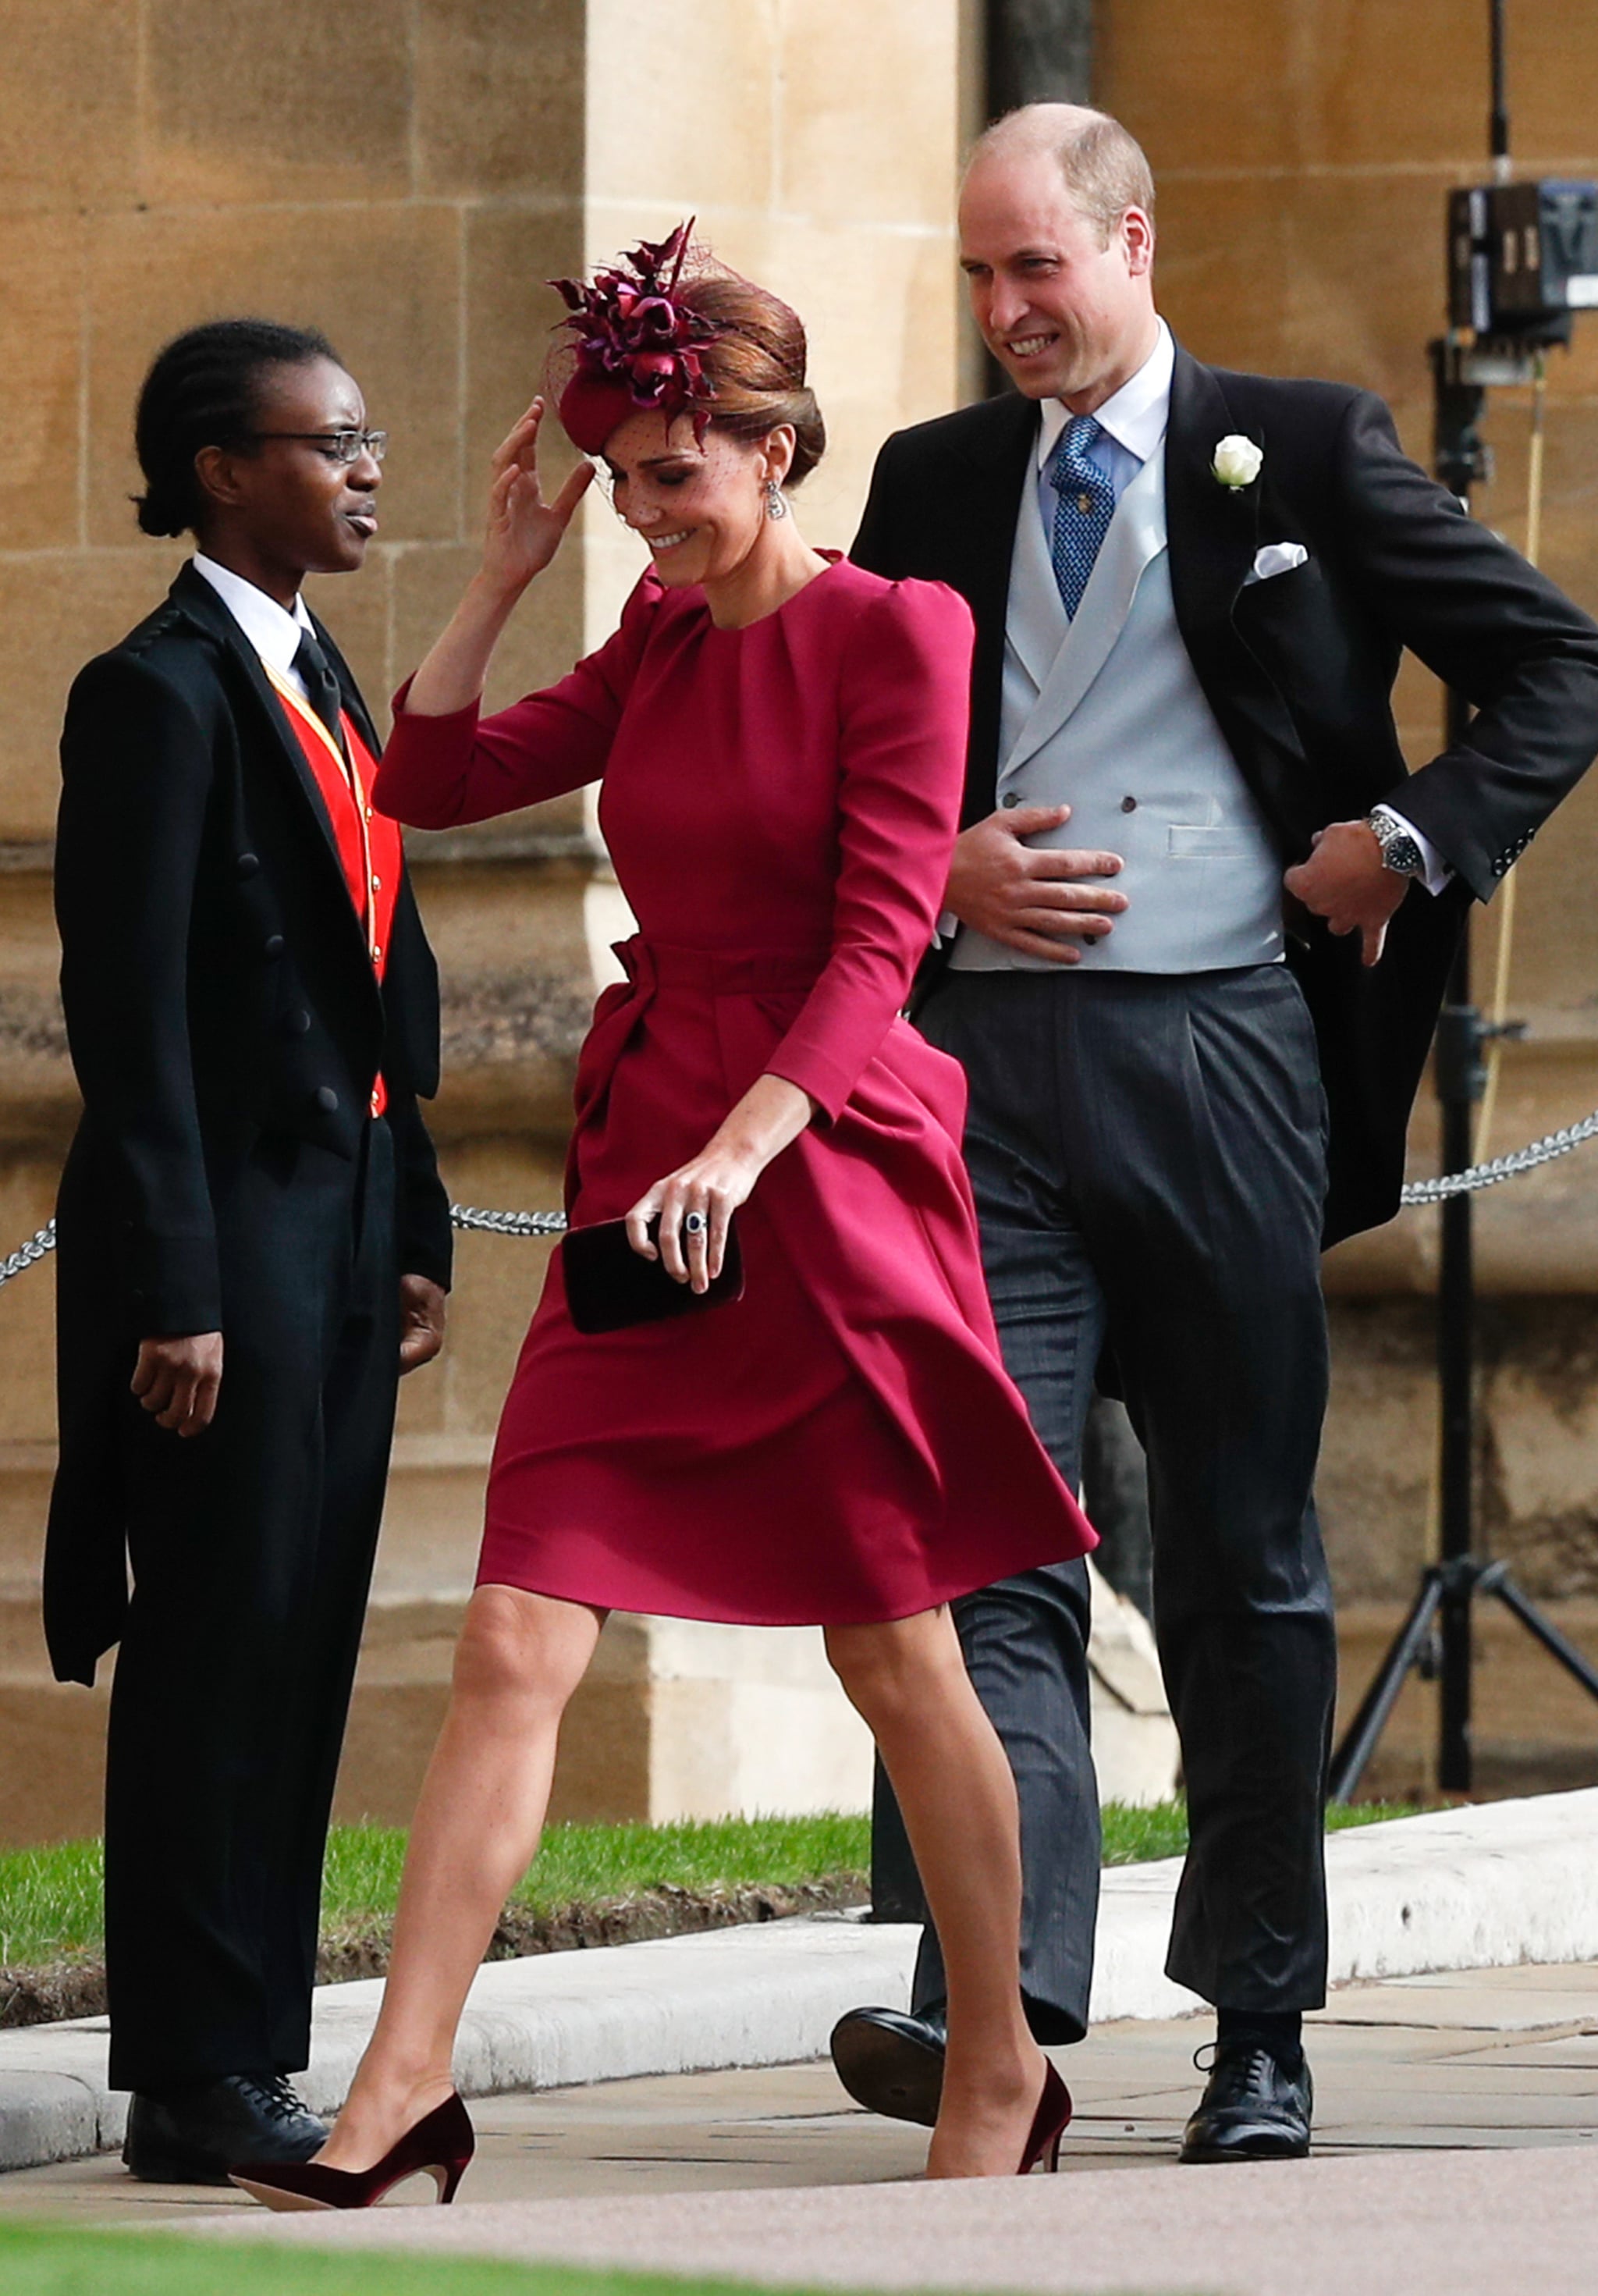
292, 629, 349, 760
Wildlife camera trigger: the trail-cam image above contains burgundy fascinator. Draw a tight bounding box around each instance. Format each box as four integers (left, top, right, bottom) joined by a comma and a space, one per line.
550, 221, 723, 455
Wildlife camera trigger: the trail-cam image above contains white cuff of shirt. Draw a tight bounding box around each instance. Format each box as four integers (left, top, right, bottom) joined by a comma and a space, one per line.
1373, 805, 1452, 897
933, 908, 960, 945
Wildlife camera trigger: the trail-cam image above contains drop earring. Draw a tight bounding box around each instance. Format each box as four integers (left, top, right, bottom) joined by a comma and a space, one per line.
765, 478, 788, 521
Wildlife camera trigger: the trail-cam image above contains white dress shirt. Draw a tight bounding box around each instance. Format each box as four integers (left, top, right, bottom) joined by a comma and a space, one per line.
1024, 322, 1448, 895
191, 553, 317, 705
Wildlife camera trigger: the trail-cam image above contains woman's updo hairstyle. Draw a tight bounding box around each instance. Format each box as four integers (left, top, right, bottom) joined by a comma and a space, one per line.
677, 268, 826, 488
133, 318, 341, 538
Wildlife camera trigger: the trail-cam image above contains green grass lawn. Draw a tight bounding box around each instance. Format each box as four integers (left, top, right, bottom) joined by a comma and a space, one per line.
0, 1802, 1413, 1974
0, 2222, 880, 2296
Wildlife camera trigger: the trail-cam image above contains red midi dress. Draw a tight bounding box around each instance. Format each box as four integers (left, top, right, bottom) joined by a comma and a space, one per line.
375, 555, 1095, 1624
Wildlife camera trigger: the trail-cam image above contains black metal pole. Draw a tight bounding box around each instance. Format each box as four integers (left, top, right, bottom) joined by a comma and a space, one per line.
1489, 0, 1510, 168
1328, 1569, 1447, 1800
1430, 343, 1490, 1795
984, 0, 1093, 115
1436, 827, 1478, 1793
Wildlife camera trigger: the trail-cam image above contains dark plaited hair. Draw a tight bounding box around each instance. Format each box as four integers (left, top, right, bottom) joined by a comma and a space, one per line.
132, 318, 342, 538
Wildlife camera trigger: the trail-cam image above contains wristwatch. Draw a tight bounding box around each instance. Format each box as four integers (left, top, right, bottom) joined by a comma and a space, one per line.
1366, 810, 1426, 878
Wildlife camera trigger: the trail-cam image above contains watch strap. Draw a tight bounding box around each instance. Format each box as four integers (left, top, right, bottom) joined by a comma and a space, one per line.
1367, 810, 1426, 877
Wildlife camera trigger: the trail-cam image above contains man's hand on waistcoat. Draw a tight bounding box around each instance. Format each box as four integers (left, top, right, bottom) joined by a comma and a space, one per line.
946, 802, 1127, 962
1284, 820, 1409, 967
131, 1332, 223, 1438
399, 1274, 448, 1374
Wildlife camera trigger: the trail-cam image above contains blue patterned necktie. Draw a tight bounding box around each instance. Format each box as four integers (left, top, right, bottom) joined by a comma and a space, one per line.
1047, 414, 1115, 619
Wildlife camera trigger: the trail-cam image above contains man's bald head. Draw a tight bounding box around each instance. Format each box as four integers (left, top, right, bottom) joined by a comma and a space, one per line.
957, 103, 1159, 410
965, 104, 1156, 247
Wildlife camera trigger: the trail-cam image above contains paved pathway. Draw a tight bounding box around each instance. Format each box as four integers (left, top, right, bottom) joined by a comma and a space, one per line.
2, 1958, 1597, 2290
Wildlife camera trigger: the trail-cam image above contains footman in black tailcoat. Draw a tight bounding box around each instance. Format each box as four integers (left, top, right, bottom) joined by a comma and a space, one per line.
46, 322, 451, 2182
831, 105, 1598, 2161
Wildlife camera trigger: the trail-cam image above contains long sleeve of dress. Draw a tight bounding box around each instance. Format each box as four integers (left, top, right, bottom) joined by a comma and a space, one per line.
765, 581, 974, 1119
374, 576, 661, 830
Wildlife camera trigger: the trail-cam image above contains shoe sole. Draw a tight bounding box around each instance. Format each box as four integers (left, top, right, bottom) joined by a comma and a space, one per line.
229, 2175, 337, 2212
123, 2152, 236, 2187
1179, 2131, 1311, 2164
829, 2021, 945, 2128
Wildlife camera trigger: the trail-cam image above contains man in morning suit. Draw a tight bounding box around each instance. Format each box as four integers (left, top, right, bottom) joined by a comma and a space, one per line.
47, 321, 452, 2183
830, 106, 1598, 2159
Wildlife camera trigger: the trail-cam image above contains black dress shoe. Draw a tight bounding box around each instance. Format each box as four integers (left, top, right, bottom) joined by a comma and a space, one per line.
829, 2003, 947, 2127
1179, 2040, 1313, 2163
123, 2073, 328, 2185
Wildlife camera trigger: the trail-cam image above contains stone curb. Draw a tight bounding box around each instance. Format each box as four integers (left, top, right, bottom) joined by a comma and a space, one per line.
1088, 1784, 1598, 2023
4, 1786, 1596, 2175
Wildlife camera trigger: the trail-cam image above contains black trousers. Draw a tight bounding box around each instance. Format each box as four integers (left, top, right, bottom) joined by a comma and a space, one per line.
105, 1119, 400, 2095
875, 965, 1337, 2024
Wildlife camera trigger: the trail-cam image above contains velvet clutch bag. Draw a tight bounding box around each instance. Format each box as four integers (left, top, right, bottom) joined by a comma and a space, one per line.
561, 1215, 745, 1335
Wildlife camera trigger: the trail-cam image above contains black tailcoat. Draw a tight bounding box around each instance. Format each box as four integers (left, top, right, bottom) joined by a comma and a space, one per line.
47, 562, 452, 1689
852, 345, 1598, 1243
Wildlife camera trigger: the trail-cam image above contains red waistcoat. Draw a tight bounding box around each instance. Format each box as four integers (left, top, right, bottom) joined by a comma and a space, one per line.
268, 670, 403, 1117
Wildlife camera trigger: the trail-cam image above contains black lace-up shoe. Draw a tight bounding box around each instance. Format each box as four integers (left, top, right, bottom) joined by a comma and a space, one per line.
1179, 2040, 1313, 2163
829, 2003, 947, 2127
123, 2072, 327, 2184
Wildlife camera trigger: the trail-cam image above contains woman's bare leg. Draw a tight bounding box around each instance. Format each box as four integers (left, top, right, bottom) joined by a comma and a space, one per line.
825, 1607, 1047, 2180
318, 1583, 604, 2170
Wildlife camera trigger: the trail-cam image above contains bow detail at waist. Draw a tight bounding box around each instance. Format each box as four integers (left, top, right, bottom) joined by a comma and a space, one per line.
565, 937, 830, 1212
610, 936, 833, 1000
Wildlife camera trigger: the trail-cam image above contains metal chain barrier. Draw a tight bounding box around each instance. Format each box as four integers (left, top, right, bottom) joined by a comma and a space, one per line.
3, 1118, 1598, 1290
0, 1225, 57, 1290
1395, 1107, 1598, 1206
448, 1204, 568, 1238
0, 1203, 570, 1294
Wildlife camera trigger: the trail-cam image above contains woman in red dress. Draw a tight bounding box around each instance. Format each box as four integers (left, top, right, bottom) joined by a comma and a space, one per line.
235, 232, 1094, 2204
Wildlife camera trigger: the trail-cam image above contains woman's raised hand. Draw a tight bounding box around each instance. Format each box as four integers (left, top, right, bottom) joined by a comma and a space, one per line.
402, 398, 594, 717
481, 398, 595, 595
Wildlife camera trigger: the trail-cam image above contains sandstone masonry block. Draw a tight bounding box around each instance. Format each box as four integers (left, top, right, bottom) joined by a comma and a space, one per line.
0, 216, 87, 553
776, 0, 959, 229
1102, 0, 1486, 175
0, 2, 140, 214
417, 0, 584, 198
143, 0, 412, 204
586, 0, 776, 213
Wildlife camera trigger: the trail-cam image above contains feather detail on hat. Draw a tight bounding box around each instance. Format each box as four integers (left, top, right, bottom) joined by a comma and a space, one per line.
550, 222, 723, 454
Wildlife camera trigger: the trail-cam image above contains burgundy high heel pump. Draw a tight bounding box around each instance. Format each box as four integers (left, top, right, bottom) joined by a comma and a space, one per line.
230, 2092, 474, 2211
1017, 2060, 1073, 2174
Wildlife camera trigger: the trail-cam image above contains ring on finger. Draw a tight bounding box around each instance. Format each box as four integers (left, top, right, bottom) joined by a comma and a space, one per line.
684, 1211, 708, 1238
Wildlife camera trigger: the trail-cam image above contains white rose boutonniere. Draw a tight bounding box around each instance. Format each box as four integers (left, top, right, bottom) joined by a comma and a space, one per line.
1212, 433, 1263, 489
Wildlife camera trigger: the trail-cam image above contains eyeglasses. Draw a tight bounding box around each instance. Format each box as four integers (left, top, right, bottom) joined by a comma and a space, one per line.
246, 429, 389, 465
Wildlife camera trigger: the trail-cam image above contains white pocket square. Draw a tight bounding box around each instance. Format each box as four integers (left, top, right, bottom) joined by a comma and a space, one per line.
1245, 542, 1309, 585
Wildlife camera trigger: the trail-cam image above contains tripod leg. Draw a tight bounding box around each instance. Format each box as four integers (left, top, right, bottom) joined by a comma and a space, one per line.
1490, 1575, 1598, 1704
1329, 1573, 1445, 1803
